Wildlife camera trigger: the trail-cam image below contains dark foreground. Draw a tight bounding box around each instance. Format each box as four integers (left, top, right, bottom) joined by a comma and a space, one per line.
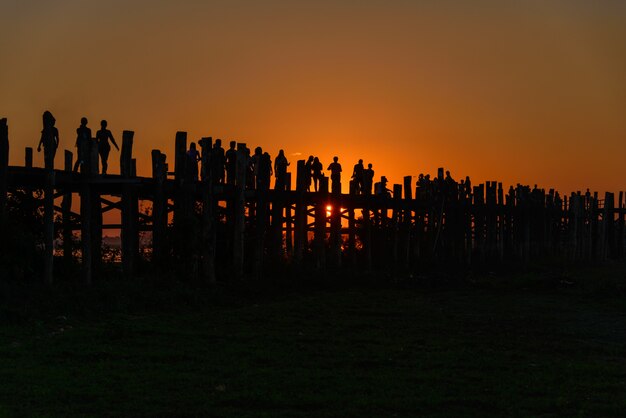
1, 273, 626, 417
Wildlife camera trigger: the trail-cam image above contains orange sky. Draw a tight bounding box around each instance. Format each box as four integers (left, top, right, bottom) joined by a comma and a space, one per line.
1, 0, 625, 194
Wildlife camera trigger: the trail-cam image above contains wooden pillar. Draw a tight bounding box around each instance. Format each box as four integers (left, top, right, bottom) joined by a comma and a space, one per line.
314, 177, 329, 271
618, 191, 625, 260
120, 131, 137, 278
88, 140, 102, 273
0, 118, 8, 226
330, 189, 342, 268
172, 131, 189, 267
293, 160, 306, 265
347, 181, 357, 267
285, 173, 293, 257
43, 142, 55, 283
62, 150, 73, 265
363, 203, 373, 272
151, 150, 167, 266
199, 139, 216, 283
403, 176, 413, 269
233, 143, 247, 279
80, 141, 95, 284
473, 185, 485, 264
173, 131, 187, 224
392, 184, 402, 268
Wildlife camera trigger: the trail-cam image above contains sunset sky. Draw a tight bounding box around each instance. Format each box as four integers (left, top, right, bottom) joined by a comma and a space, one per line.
1, 0, 625, 194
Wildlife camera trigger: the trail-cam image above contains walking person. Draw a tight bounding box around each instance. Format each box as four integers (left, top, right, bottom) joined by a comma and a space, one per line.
73, 117, 91, 172
96, 120, 119, 174
37, 111, 59, 170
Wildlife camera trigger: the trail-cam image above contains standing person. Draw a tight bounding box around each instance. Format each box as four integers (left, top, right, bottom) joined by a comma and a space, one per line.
225, 140, 237, 185
304, 155, 314, 192
211, 139, 225, 184
327, 156, 342, 194
352, 159, 364, 194
73, 117, 92, 172
251, 147, 263, 189
258, 152, 272, 191
37, 111, 59, 169
186, 142, 200, 181
363, 163, 374, 196
311, 157, 323, 192
274, 149, 290, 191
96, 120, 119, 175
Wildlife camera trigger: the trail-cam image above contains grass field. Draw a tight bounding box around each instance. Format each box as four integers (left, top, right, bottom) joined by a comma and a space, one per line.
1, 271, 626, 417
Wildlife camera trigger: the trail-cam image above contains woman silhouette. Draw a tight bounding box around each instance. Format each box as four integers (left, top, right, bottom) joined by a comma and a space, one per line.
37, 111, 59, 169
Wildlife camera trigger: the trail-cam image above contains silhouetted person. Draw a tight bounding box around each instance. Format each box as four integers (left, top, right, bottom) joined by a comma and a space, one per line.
363, 163, 374, 195
37, 111, 59, 169
312, 157, 323, 192
444, 170, 457, 199
211, 139, 225, 184
376, 176, 391, 197
245, 147, 255, 190
258, 152, 272, 191
327, 156, 342, 194
73, 117, 92, 172
225, 140, 237, 185
304, 155, 314, 192
274, 149, 289, 191
186, 142, 200, 181
352, 159, 364, 194
96, 120, 119, 174
251, 147, 263, 189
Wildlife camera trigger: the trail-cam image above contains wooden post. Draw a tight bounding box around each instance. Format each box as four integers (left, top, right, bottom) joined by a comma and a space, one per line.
617, 191, 624, 260
392, 184, 402, 268
43, 144, 55, 283
199, 138, 216, 283
330, 187, 342, 268
403, 176, 413, 269
233, 143, 247, 279
172, 131, 188, 266
314, 177, 328, 271
285, 173, 294, 257
120, 131, 137, 278
80, 140, 95, 284
0, 119, 8, 225
294, 160, 306, 265
151, 150, 167, 266
347, 180, 357, 267
62, 150, 73, 265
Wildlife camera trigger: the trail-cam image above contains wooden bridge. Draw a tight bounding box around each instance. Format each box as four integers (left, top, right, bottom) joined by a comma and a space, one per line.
1, 118, 625, 284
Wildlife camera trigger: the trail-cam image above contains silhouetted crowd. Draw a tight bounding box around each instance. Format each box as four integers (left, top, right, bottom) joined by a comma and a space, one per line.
36, 111, 560, 205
